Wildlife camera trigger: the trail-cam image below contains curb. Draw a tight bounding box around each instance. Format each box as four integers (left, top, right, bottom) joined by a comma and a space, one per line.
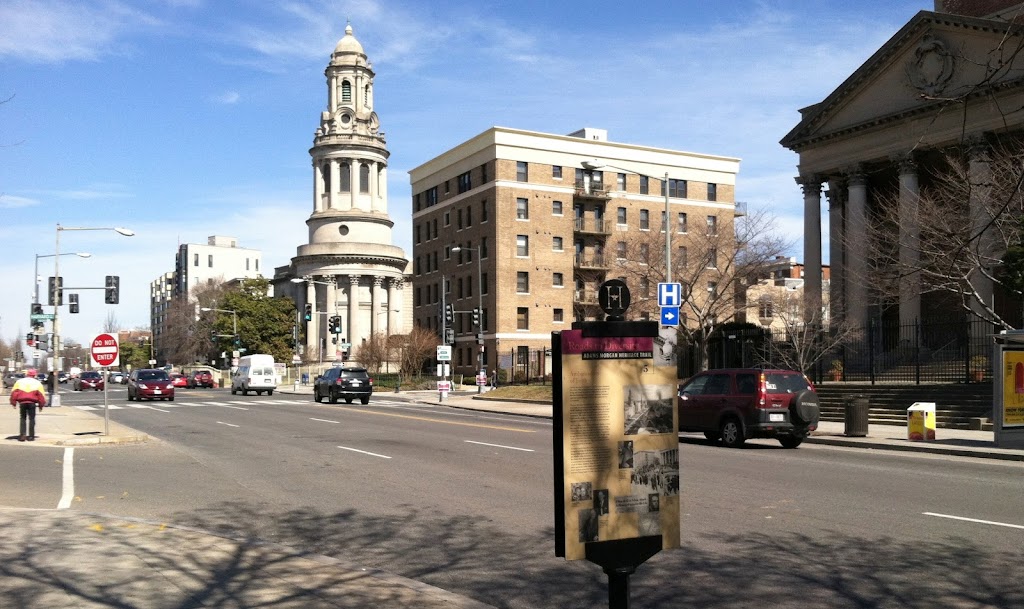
805, 435, 1024, 461
57, 434, 150, 446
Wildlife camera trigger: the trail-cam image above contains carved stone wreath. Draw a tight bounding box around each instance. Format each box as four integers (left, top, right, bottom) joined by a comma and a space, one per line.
907, 34, 955, 96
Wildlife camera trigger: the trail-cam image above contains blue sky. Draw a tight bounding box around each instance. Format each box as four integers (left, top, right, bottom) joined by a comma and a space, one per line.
0, 0, 927, 349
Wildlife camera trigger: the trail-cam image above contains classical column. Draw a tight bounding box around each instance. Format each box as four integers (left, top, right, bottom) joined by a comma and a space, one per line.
329, 75, 336, 112
368, 161, 378, 206
376, 164, 387, 212
897, 153, 922, 327
313, 163, 324, 213
826, 179, 845, 327
328, 159, 339, 210
968, 138, 995, 331
387, 278, 402, 333
349, 161, 359, 209
846, 168, 870, 331
347, 275, 360, 348
304, 278, 317, 356
371, 276, 385, 335
798, 174, 823, 325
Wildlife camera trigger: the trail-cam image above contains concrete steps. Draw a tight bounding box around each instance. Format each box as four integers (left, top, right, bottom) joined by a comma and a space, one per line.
816, 383, 993, 430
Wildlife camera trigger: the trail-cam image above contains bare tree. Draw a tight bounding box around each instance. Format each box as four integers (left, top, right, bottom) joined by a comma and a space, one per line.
394, 327, 438, 382
752, 284, 864, 374
355, 332, 388, 373
103, 310, 120, 333
162, 282, 229, 365
864, 140, 1024, 330
610, 207, 791, 369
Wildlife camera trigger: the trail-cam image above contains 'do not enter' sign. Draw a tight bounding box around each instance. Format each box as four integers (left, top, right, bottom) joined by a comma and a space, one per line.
90, 333, 120, 368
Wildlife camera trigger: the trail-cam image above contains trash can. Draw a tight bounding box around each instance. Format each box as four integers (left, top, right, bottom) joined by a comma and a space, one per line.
844, 395, 870, 437
907, 402, 936, 441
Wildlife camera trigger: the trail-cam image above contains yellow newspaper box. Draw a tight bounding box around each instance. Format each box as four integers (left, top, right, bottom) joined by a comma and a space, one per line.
907, 402, 936, 441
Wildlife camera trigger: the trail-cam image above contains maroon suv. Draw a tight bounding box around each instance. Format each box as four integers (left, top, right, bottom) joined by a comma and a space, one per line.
678, 368, 819, 448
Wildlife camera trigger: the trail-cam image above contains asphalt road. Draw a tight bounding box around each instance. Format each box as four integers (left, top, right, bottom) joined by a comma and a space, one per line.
2, 386, 1023, 609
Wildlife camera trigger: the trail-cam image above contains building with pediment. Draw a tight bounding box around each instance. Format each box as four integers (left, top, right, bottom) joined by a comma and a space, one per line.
782, 1, 1024, 344
272, 25, 410, 361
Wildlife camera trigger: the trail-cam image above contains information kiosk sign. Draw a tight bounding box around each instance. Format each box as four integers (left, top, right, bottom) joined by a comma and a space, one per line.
552, 281, 680, 608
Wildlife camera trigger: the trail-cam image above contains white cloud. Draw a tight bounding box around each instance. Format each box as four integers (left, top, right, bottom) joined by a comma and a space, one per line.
213, 91, 241, 104
0, 194, 39, 209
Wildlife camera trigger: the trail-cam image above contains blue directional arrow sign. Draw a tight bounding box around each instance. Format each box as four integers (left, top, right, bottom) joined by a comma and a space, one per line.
660, 306, 680, 326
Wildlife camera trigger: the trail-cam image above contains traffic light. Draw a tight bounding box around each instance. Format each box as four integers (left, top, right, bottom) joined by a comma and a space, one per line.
48, 276, 63, 306
329, 315, 343, 334
303, 304, 312, 321
472, 307, 480, 327
31, 303, 43, 316
104, 275, 120, 304
25, 333, 34, 347
444, 303, 454, 325
69, 293, 80, 314
233, 334, 241, 347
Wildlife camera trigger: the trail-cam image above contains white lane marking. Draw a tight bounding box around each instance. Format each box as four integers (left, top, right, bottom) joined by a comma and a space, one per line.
144, 406, 171, 413
464, 440, 535, 452
214, 404, 249, 410
310, 418, 340, 424
337, 445, 391, 459
217, 421, 240, 428
57, 447, 74, 510
201, 401, 232, 406
924, 512, 1024, 530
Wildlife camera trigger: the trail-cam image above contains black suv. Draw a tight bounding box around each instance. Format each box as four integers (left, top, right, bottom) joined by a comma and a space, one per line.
313, 367, 373, 404
677, 368, 819, 448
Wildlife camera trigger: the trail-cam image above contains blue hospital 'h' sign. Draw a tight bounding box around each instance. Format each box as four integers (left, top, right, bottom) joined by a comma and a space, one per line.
658, 282, 681, 307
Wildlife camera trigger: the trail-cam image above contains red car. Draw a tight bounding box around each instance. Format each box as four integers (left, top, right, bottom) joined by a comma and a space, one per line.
127, 369, 174, 402
188, 370, 215, 388
73, 371, 105, 391
170, 373, 189, 388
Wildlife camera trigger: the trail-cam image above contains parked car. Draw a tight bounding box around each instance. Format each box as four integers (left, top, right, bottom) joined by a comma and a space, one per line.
36, 372, 48, 384
58, 372, 69, 384
188, 370, 215, 389
127, 369, 174, 402
3, 372, 24, 389
313, 366, 373, 404
170, 373, 189, 388
677, 368, 819, 448
73, 371, 105, 391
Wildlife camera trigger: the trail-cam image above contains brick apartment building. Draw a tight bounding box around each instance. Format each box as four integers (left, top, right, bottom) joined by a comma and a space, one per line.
409, 127, 740, 378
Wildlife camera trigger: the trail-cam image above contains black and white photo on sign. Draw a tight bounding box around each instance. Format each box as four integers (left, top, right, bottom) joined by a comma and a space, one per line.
593, 489, 610, 515
638, 511, 662, 536
630, 449, 677, 495
618, 440, 634, 468
648, 493, 660, 512
571, 481, 593, 502
578, 508, 599, 542
622, 383, 676, 435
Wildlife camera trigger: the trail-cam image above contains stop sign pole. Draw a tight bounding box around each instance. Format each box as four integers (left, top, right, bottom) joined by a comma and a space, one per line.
90, 333, 120, 436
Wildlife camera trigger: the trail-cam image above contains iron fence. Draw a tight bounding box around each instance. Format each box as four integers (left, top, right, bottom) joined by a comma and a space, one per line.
699, 317, 996, 385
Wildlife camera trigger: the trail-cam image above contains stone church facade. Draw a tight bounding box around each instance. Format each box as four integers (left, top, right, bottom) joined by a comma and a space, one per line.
782, 1, 1024, 343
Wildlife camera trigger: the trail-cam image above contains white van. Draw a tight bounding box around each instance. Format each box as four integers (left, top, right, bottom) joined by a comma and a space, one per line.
231, 354, 278, 396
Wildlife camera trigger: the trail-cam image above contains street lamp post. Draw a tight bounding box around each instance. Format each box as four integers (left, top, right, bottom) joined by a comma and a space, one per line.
34, 252, 91, 304
52, 224, 133, 407
451, 245, 485, 393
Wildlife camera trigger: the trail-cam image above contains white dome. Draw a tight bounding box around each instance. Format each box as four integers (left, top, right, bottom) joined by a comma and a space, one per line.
333, 24, 365, 56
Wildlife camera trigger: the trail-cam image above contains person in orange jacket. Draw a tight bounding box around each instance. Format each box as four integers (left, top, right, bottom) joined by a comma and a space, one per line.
9, 369, 47, 442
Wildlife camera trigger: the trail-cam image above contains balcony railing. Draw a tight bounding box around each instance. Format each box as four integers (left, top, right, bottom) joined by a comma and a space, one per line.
574, 289, 600, 305
573, 218, 612, 235
574, 255, 610, 270
574, 181, 611, 199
